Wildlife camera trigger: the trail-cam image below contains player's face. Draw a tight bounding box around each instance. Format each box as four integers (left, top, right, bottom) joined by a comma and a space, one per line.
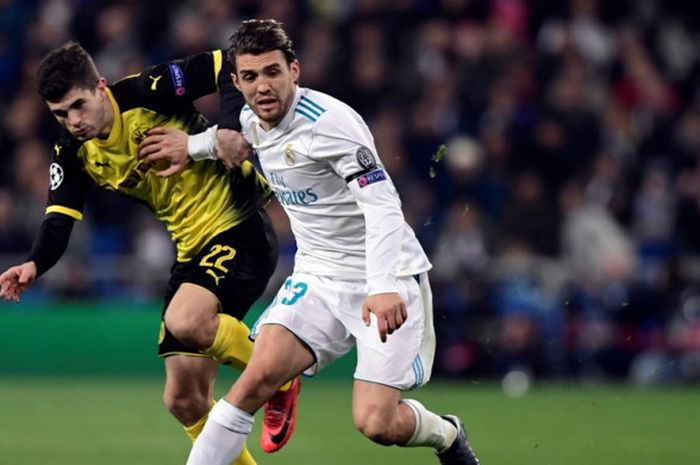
232, 50, 300, 130
46, 79, 112, 141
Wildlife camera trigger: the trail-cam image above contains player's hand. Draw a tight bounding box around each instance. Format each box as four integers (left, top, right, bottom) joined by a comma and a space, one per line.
216, 128, 254, 169
0, 261, 37, 304
138, 127, 191, 177
362, 293, 408, 343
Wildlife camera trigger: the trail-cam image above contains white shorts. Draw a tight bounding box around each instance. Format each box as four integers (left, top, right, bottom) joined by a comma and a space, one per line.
250, 271, 435, 390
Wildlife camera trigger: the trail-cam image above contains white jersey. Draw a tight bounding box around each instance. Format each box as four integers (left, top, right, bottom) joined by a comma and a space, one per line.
239, 87, 431, 295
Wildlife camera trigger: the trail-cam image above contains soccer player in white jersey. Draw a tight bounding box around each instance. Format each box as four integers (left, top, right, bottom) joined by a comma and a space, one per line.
150, 19, 480, 465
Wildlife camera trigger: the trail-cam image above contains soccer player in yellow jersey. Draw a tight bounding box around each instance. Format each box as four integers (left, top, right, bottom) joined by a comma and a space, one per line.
0, 42, 300, 464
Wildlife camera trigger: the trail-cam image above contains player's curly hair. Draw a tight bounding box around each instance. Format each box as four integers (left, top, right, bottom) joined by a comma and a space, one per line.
227, 19, 297, 72
37, 42, 100, 102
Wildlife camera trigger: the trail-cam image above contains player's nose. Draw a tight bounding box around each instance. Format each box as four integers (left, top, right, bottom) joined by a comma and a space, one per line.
67, 111, 81, 127
256, 80, 272, 93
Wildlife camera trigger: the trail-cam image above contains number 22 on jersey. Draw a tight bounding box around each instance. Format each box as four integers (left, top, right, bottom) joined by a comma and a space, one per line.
199, 244, 236, 285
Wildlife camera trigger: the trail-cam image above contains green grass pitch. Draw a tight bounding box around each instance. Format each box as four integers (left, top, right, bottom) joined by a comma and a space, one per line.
1, 376, 698, 465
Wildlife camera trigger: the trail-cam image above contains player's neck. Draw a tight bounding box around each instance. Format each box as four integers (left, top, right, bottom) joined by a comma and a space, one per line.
96, 95, 115, 139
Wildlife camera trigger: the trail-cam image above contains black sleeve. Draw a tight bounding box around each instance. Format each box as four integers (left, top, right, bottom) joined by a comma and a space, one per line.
217, 57, 245, 131
27, 214, 75, 277
46, 135, 92, 217
112, 50, 228, 114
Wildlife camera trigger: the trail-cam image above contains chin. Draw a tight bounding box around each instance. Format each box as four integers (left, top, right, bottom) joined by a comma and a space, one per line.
77, 133, 97, 141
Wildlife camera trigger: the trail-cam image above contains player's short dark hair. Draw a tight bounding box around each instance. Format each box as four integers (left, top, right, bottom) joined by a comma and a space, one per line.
227, 19, 297, 72
37, 41, 100, 102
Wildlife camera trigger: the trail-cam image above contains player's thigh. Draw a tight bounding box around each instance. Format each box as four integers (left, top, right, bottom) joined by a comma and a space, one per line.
252, 323, 315, 376
164, 282, 220, 330
251, 273, 355, 376
159, 262, 222, 356
159, 216, 276, 355
164, 354, 219, 398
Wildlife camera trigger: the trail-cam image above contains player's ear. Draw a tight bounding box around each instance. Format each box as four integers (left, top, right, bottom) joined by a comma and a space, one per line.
96, 77, 107, 95
290, 59, 300, 84
231, 72, 242, 91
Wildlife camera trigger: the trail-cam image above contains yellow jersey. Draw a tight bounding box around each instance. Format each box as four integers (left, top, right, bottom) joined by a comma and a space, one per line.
45, 50, 271, 262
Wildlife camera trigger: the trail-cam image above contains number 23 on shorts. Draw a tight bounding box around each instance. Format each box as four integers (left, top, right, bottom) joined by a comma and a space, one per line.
280, 278, 308, 306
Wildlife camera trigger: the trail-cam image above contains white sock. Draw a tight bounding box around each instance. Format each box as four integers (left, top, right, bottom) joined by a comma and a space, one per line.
402, 399, 457, 452
185, 399, 254, 465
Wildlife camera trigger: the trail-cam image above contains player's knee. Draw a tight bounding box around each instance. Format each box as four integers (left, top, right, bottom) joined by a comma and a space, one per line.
164, 310, 216, 349
163, 390, 210, 425
355, 409, 395, 445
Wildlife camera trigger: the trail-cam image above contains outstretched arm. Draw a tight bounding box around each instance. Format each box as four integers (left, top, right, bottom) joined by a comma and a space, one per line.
0, 214, 74, 303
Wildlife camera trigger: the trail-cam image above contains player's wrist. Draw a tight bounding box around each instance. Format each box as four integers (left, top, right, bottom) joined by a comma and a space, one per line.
188, 125, 218, 161
367, 274, 399, 295
26, 254, 48, 277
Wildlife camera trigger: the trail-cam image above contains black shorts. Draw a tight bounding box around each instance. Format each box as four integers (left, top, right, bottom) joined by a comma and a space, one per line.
158, 209, 278, 356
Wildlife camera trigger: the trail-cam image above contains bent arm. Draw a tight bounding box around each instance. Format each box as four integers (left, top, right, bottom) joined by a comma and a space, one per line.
137, 50, 250, 173
310, 111, 406, 295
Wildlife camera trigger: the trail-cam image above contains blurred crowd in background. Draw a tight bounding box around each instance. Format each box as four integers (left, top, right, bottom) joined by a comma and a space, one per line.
2, 0, 700, 385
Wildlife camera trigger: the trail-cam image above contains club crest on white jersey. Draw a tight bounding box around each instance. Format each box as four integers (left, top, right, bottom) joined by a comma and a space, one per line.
284, 144, 296, 165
